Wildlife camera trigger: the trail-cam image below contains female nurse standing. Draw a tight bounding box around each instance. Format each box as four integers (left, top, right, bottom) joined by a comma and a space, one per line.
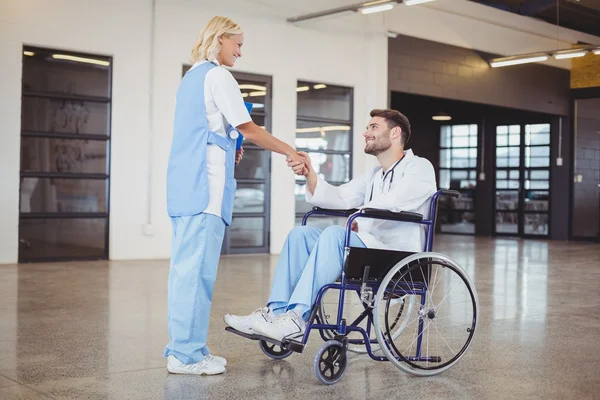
164, 16, 305, 375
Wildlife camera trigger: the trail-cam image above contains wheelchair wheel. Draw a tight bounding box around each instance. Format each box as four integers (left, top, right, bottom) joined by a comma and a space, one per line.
373, 252, 478, 377
318, 288, 417, 354
314, 340, 347, 385
259, 340, 293, 360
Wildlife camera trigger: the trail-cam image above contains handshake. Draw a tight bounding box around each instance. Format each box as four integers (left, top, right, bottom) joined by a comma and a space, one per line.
286, 151, 313, 177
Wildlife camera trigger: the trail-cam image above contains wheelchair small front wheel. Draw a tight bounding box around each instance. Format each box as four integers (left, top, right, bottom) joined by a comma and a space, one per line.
314, 340, 347, 385
259, 340, 293, 360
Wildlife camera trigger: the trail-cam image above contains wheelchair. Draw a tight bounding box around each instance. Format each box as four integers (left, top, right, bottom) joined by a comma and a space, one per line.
225, 189, 479, 385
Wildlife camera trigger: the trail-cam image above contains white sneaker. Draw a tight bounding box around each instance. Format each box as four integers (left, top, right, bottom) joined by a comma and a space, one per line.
204, 354, 227, 367
252, 311, 306, 342
167, 355, 225, 375
223, 307, 275, 335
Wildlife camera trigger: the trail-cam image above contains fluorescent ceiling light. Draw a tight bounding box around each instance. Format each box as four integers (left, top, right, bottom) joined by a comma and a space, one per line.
248, 91, 266, 97
490, 55, 548, 68
23, 51, 35, 56
313, 84, 327, 89
296, 86, 310, 92
360, 3, 394, 14
252, 103, 265, 109
404, 0, 436, 5
387, 31, 399, 38
52, 54, 110, 66
432, 112, 451, 121
296, 125, 351, 133
241, 93, 248, 98
239, 84, 266, 91
554, 50, 587, 59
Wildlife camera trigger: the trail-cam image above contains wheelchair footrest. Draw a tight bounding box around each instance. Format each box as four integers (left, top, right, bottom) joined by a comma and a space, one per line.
225, 327, 305, 353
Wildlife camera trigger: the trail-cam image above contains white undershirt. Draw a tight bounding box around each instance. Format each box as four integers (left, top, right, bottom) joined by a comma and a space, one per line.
188, 59, 251, 218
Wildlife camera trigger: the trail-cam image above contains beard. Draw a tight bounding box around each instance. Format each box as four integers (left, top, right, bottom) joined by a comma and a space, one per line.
364, 137, 392, 156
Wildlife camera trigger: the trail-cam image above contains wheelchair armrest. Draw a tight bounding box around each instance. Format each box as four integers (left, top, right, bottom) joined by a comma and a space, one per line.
360, 208, 423, 222
311, 206, 359, 215
440, 190, 460, 198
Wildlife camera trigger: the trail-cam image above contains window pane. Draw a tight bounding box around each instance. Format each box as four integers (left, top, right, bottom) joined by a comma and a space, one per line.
496, 191, 518, 210
497, 158, 508, 168
524, 213, 548, 235
525, 191, 549, 211
470, 135, 478, 148
296, 120, 351, 152
234, 183, 265, 213
439, 169, 450, 189
452, 135, 469, 147
22, 52, 111, 98
509, 170, 519, 179
496, 135, 508, 146
19, 218, 107, 259
526, 146, 550, 157
508, 180, 520, 189
451, 170, 468, 180
528, 170, 549, 180
21, 98, 110, 135
496, 126, 508, 134
527, 157, 550, 168
440, 126, 452, 148
496, 170, 507, 180
496, 212, 518, 233
297, 82, 351, 121
509, 147, 520, 158
237, 79, 268, 111
509, 133, 520, 146
229, 217, 264, 248
453, 125, 470, 136
497, 180, 508, 189
295, 182, 312, 215
21, 138, 108, 174
306, 152, 350, 182
20, 178, 107, 213
234, 149, 266, 180
509, 125, 520, 134
440, 149, 450, 168
509, 157, 520, 167
527, 180, 549, 190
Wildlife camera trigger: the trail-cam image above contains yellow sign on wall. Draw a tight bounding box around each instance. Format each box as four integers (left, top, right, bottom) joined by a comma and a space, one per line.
570, 49, 600, 89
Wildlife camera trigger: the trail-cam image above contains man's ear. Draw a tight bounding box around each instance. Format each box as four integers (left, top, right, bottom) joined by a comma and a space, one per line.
391, 126, 402, 140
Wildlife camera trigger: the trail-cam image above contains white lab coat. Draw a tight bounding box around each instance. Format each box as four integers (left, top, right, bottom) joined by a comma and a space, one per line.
305, 149, 437, 252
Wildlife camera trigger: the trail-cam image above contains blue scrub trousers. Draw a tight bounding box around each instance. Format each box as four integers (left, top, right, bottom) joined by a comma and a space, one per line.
267, 225, 366, 320
164, 213, 225, 364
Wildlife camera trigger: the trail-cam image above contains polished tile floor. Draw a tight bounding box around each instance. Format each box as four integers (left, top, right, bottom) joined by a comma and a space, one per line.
1, 235, 599, 399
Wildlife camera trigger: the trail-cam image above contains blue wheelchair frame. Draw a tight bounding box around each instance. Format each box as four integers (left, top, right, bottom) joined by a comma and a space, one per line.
298, 189, 458, 362
225, 189, 459, 364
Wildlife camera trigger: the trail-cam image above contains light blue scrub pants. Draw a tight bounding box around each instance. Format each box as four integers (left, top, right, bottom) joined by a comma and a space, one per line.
164, 213, 225, 364
267, 225, 366, 321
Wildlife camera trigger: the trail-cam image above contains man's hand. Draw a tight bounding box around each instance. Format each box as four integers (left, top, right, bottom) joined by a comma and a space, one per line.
286, 151, 311, 176
235, 148, 244, 165
351, 220, 358, 232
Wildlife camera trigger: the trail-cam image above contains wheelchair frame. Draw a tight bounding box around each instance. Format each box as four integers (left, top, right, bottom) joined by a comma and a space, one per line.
226, 189, 478, 384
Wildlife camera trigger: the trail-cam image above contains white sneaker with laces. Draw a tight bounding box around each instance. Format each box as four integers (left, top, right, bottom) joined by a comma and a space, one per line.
223, 307, 274, 335
252, 310, 306, 342
204, 354, 227, 367
167, 355, 225, 375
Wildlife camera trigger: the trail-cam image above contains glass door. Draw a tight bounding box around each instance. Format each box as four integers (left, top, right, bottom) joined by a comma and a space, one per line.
19, 46, 112, 262
494, 123, 551, 237
225, 72, 272, 254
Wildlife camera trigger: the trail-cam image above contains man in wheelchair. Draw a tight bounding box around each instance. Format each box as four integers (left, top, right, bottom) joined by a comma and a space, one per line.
224, 109, 437, 343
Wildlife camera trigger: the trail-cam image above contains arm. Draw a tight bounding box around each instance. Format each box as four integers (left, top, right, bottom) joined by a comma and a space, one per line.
209, 67, 302, 162
294, 152, 369, 210
236, 121, 297, 158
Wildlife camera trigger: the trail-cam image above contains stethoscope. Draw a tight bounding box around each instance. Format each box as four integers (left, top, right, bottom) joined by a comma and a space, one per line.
369, 155, 405, 202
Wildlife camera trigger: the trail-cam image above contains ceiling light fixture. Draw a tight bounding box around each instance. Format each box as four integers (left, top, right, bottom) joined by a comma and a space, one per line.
432, 112, 451, 121
404, 0, 437, 5
360, 3, 395, 14
239, 84, 266, 91
23, 51, 35, 56
490, 55, 549, 68
52, 54, 110, 66
296, 86, 310, 92
554, 49, 588, 59
248, 91, 267, 97
313, 84, 327, 89
286, 1, 401, 23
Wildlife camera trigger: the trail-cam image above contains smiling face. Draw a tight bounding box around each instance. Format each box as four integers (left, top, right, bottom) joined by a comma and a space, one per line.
363, 116, 395, 156
217, 33, 243, 67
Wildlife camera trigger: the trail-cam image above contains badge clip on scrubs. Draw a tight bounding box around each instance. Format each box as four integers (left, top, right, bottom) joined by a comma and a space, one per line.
229, 101, 253, 150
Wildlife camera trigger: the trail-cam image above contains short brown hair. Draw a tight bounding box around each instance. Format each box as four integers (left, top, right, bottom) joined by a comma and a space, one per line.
370, 109, 411, 147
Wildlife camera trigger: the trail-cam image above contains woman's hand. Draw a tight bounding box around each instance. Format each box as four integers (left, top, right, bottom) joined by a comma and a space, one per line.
235, 148, 244, 165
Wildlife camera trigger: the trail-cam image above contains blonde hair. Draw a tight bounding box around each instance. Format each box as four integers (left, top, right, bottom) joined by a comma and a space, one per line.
191, 16, 243, 63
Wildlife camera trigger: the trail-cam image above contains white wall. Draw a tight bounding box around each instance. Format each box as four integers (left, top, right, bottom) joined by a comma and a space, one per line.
0, 0, 387, 263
